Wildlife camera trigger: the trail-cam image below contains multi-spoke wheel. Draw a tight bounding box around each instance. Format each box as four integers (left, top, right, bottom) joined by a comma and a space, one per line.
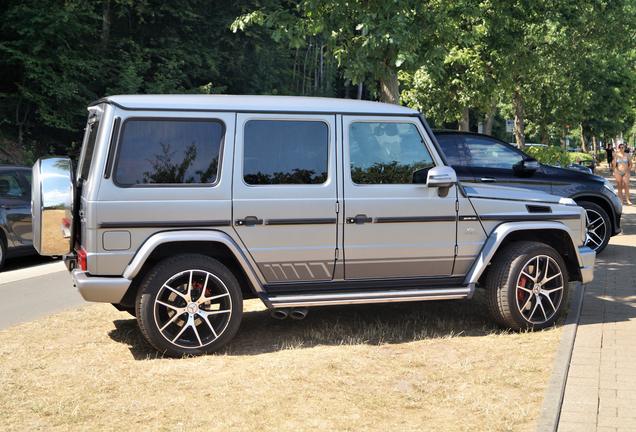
136, 254, 243, 356
485, 241, 569, 330
579, 201, 610, 254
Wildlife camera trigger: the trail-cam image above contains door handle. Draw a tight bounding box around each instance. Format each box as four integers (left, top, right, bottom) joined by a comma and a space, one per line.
346, 214, 372, 224
235, 216, 263, 226
480, 177, 496, 183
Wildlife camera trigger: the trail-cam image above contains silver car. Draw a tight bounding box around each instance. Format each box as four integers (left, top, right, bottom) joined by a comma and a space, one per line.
31, 95, 595, 356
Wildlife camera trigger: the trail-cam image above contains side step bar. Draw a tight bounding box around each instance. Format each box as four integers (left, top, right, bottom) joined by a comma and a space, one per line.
266, 286, 472, 308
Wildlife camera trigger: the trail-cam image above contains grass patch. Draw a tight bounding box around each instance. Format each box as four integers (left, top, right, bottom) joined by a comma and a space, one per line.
0, 299, 560, 431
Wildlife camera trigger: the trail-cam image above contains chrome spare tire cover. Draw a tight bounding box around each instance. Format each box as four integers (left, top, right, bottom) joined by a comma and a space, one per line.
32, 157, 74, 256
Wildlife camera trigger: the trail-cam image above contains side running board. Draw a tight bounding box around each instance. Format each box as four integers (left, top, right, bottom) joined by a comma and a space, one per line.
265, 286, 472, 308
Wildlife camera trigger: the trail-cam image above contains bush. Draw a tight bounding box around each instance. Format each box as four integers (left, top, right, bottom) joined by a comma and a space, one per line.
567, 152, 593, 164
524, 146, 569, 166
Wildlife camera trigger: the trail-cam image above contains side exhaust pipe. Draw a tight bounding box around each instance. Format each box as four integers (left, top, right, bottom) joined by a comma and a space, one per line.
289, 308, 308, 320
270, 309, 289, 320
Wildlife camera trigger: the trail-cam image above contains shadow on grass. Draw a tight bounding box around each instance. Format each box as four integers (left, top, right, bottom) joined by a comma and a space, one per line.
108, 299, 504, 360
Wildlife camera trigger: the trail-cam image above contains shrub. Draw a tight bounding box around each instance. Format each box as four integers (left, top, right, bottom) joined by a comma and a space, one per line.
524, 146, 569, 166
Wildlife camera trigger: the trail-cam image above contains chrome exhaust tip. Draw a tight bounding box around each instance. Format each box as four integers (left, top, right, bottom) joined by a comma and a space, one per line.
289, 308, 308, 320
270, 309, 289, 320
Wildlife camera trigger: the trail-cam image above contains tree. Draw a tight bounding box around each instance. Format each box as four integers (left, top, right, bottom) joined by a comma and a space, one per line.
232, 0, 448, 104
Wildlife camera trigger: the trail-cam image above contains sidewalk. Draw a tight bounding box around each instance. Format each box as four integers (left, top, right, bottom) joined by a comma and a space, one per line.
558, 201, 636, 431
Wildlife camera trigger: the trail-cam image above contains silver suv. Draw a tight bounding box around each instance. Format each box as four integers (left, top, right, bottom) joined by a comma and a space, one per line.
32, 95, 595, 356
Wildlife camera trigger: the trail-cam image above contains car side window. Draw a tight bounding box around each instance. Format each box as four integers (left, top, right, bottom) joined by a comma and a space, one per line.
0, 172, 26, 198
464, 137, 523, 169
114, 119, 224, 186
436, 135, 469, 166
349, 122, 434, 184
243, 120, 329, 185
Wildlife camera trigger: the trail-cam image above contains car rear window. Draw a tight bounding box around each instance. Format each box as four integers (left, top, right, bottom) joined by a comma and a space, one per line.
243, 120, 329, 185
114, 119, 224, 186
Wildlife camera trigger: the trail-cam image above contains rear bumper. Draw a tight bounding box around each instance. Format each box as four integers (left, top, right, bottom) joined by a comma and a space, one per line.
578, 245, 595, 284
71, 269, 130, 303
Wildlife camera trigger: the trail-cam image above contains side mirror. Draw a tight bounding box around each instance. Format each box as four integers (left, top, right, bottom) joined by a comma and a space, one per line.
513, 158, 539, 176
426, 166, 457, 188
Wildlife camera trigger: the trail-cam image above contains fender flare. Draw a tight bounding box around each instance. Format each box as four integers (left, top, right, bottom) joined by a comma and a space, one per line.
463, 221, 583, 286
122, 230, 265, 293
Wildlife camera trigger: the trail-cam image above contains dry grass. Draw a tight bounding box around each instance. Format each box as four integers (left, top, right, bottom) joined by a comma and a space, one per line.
0, 299, 561, 432
41, 209, 68, 254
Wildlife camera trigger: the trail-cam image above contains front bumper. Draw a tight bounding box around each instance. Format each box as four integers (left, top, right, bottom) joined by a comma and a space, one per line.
71, 269, 131, 303
578, 245, 595, 284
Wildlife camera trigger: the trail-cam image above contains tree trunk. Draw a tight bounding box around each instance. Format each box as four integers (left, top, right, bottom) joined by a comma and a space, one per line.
357, 82, 363, 100
459, 108, 470, 131
101, 0, 111, 49
379, 68, 399, 104
512, 87, 526, 149
592, 135, 598, 160
580, 124, 589, 152
484, 104, 496, 135
538, 122, 549, 144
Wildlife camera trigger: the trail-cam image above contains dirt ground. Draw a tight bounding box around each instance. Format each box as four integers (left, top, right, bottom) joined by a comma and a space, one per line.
0, 298, 561, 431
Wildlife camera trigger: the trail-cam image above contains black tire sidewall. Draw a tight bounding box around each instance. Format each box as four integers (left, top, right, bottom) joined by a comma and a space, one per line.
505, 244, 569, 330
136, 254, 243, 356
0, 237, 5, 270
578, 200, 611, 254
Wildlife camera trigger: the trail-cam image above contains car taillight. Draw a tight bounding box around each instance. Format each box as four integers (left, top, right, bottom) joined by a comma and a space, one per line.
76, 247, 87, 271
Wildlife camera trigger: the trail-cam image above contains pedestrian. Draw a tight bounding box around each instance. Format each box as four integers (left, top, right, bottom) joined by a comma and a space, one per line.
612, 143, 632, 205
606, 141, 613, 166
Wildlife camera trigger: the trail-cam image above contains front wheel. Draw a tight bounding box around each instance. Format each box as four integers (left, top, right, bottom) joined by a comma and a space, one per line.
136, 254, 243, 356
578, 201, 611, 254
485, 241, 568, 330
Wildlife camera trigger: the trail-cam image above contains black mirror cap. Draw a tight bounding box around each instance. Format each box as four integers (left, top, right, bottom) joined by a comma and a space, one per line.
514, 158, 540, 176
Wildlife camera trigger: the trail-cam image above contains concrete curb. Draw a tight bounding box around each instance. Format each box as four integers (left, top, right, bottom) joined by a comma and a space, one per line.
535, 282, 585, 432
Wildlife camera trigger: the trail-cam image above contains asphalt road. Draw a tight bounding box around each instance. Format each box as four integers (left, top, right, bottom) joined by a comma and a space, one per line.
0, 256, 84, 330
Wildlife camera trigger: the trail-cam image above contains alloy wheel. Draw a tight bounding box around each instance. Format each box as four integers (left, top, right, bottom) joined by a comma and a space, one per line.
153, 269, 232, 349
515, 255, 564, 325
584, 208, 607, 252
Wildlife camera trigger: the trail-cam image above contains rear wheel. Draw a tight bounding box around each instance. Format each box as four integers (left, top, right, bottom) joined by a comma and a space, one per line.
0, 237, 6, 270
485, 241, 568, 330
136, 254, 243, 356
578, 201, 610, 254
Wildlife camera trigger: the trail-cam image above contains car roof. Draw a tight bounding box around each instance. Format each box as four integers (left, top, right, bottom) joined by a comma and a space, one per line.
91, 95, 419, 116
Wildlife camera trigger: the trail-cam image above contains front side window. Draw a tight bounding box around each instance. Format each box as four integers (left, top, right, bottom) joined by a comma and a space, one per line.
436, 134, 470, 166
464, 137, 523, 169
243, 120, 328, 185
349, 122, 434, 184
114, 119, 224, 186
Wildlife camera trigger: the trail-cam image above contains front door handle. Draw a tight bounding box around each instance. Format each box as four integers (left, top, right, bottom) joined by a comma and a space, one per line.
346, 214, 372, 224
235, 216, 263, 226
480, 177, 496, 183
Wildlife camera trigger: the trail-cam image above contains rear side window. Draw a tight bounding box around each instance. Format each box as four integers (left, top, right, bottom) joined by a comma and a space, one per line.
78, 117, 100, 181
243, 120, 328, 185
0, 171, 26, 198
114, 119, 224, 186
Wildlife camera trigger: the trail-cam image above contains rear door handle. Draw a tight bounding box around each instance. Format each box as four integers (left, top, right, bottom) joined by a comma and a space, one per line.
346, 214, 372, 224
235, 216, 263, 226
480, 177, 496, 183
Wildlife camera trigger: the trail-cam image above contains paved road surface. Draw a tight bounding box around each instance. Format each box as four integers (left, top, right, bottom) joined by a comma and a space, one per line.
0, 260, 83, 330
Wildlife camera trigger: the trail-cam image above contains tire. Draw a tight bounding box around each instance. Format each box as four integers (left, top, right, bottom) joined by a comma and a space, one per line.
136, 254, 243, 357
485, 241, 569, 330
578, 201, 611, 254
0, 236, 6, 271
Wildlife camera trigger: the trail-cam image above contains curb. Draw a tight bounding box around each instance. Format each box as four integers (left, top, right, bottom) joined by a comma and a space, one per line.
535, 282, 585, 432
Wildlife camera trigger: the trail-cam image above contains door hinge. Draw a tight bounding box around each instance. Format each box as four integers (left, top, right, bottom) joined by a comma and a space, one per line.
335, 201, 340, 213
335, 248, 339, 260
454, 245, 458, 256
455, 200, 459, 212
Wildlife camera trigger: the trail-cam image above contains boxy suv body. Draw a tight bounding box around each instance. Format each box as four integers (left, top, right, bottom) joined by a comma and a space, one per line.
32, 95, 595, 356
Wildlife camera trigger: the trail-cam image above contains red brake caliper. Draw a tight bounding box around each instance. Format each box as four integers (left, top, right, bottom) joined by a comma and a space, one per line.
517, 276, 528, 305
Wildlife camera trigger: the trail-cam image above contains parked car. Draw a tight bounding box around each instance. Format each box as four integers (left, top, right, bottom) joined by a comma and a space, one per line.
435, 131, 621, 254
0, 165, 34, 269
32, 95, 594, 356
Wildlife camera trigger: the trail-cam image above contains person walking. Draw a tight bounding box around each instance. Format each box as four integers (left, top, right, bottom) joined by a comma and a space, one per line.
606, 141, 613, 167
612, 143, 632, 205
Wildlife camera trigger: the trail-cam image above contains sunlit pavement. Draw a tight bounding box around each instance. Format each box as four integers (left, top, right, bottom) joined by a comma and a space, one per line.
558, 182, 636, 431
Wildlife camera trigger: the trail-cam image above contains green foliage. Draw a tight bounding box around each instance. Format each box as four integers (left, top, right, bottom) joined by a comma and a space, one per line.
524, 146, 569, 167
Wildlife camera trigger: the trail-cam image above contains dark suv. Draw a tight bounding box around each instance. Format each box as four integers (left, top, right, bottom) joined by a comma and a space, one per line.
435, 131, 621, 254
0, 165, 34, 269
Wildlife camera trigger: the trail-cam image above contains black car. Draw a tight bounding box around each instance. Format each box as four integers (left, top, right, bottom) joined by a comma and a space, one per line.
435, 131, 622, 254
0, 165, 34, 269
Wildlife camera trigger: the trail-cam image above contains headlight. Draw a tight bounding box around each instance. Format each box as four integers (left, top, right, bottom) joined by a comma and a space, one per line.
558, 197, 577, 206
603, 179, 617, 195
